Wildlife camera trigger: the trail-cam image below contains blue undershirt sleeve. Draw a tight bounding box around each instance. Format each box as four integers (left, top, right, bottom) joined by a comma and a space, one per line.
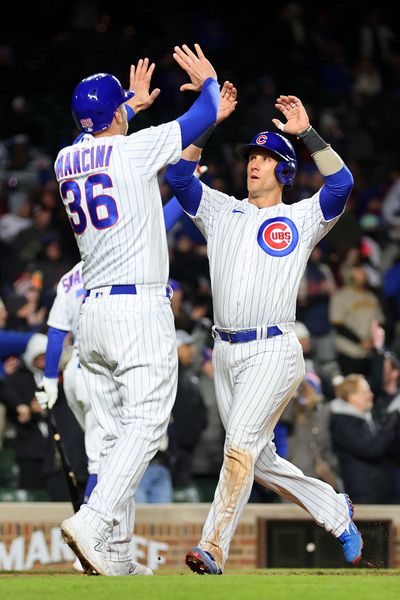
319, 165, 354, 221
165, 159, 202, 216
163, 196, 185, 232
44, 326, 69, 378
176, 78, 219, 149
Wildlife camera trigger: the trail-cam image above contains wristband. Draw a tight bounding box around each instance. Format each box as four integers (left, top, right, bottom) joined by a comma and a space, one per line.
193, 125, 215, 149
298, 126, 328, 154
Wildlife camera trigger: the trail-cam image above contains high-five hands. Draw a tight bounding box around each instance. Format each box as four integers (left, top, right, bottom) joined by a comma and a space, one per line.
126, 58, 161, 113
173, 43, 217, 92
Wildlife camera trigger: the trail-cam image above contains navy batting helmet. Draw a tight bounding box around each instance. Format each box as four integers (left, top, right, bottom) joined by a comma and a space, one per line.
71, 73, 134, 134
238, 131, 297, 187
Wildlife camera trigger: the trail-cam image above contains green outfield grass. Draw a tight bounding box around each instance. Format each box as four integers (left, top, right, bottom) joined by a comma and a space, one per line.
1, 570, 400, 600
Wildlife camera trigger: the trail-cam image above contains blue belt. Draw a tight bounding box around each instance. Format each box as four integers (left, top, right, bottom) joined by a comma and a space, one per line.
214, 325, 282, 344
85, 285, 172, 299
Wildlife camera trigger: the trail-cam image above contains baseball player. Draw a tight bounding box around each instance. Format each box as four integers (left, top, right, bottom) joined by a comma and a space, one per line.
165, 93, 363, 574
52, 44, 219, 576
36, 176, 207, 576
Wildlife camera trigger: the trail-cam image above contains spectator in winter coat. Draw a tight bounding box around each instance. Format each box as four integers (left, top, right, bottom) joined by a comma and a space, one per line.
1, 333, 86, 499
330, 373, 399, 503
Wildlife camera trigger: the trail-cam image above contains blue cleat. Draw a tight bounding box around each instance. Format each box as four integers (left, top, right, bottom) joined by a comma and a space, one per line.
185, 547, 223, 575
337, 494, 363, 564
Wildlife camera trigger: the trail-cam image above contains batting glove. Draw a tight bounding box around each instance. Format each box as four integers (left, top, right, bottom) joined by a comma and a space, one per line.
35, 377, 59, 410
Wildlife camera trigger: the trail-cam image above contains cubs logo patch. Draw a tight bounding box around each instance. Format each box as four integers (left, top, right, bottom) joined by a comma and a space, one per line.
257, 216, 299, 257
256, 133, 268, 145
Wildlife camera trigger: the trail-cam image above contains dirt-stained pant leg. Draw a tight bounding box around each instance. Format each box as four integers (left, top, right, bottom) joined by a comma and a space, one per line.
199, 331, 305, 568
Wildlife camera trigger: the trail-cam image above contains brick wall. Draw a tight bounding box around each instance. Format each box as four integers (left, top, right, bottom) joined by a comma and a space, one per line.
0, 503, 399, 571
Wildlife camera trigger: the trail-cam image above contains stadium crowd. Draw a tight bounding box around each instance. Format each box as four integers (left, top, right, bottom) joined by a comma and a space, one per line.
0, 0, 400, 505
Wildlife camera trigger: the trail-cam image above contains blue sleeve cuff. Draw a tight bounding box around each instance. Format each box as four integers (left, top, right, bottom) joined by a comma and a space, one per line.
176, 77, 219, 149
165, 159, 202, 216
44, 326, 69, 378
319, 165, 354, 221
125, 105, 136, 122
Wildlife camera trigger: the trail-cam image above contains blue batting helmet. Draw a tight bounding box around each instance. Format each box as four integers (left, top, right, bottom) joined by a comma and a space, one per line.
238, 131, 297, 187
71, 73, 134, 134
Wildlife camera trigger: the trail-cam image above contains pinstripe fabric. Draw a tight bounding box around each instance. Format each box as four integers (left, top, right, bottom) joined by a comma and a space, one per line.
193, 183, 340, 329
76, 291, 178, 550
186, 183, 351, 569
55, 122, 181, 290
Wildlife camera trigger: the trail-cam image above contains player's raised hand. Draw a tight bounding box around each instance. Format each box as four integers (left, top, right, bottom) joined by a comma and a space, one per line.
272, 95, 310, 136
126, 58, 161, 113
173, 43, 217, 92
216, 81, 238, 125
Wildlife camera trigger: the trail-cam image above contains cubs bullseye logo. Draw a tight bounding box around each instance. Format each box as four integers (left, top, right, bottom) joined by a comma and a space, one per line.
257, 216, 299, 257
256, 133, 268, 145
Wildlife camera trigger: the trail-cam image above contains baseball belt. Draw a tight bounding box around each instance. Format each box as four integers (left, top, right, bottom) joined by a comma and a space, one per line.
212, 325, 283, 344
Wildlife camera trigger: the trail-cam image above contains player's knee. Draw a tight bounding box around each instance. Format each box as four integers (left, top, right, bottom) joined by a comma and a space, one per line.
224, 445, 255, 479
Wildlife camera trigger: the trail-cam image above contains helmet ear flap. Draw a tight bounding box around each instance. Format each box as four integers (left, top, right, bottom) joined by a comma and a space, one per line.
275, 160, 297, 187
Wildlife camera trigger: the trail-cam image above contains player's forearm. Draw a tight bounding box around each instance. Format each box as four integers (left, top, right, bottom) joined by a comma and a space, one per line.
165, 159, 202, 216
176, 78, 219, 149
299, 126, 354, 220
44, 326, 69, 378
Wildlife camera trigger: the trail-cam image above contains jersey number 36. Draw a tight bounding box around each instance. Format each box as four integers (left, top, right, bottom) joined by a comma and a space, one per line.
60, 173, 118, 235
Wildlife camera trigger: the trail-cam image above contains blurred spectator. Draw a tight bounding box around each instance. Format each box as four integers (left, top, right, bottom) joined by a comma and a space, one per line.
330, 373, 400, 504
135, 427, 173, 504
5, 286, 46, 332
352, 58, 382, 96
330, 260, 385, 376
382, 165, 400, 228
171, 330, 208, 502
12, 205, 55, 266
191, 344, 225, 483
0, 334, 70, 499
168, 278, 193, 332
297, 245, 340, 384
0, 198, 32, 244
383, 253, 400, 343
282, 372, 343, 492
358, 9, 396, 66
294, 321, 315, 373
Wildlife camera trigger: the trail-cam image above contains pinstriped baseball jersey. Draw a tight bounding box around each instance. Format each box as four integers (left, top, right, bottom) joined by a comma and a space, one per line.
47, 261, 84, 343
54, 121, 181, 289
191, 184, 341, 329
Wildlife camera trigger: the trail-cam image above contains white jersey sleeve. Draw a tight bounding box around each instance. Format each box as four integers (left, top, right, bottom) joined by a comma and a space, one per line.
47, 281, 74, 332
191, 182, 237, 240
47, 262, 85, 339
123, 121, 181, 180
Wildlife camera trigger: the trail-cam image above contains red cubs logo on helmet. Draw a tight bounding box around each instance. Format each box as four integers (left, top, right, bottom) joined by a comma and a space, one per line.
257, 217, 299, 257
256, 133, 268, 146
